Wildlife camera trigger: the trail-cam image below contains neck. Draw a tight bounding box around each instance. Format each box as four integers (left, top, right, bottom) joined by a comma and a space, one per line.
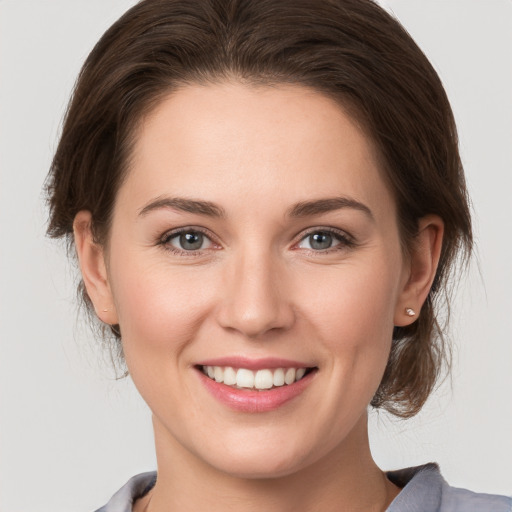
139, 413, 400, 512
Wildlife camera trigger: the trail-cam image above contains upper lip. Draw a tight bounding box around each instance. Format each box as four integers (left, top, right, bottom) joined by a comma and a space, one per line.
195, 356, 315, 371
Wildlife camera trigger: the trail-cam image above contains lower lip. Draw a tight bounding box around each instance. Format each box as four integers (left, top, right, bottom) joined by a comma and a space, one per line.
197, 369, 316, 413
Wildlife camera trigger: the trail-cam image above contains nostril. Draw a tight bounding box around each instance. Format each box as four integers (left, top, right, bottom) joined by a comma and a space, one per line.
216, 301, 296, 339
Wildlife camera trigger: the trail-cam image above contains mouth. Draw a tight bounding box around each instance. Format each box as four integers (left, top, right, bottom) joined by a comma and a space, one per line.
195, 359, 318, 412
197, 365, 316, 391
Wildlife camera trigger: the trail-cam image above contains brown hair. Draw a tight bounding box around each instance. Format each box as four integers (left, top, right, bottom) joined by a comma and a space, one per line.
46, 0, 472, 417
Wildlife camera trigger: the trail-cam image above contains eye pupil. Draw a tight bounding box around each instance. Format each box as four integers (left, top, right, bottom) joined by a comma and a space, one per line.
180, 232, 203, 250
310, 232, 332, 250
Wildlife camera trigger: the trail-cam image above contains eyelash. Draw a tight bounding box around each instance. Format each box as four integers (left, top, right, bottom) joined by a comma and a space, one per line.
157, 226, 356, 256
158, 227, 218, 257
294, 227, 356, 254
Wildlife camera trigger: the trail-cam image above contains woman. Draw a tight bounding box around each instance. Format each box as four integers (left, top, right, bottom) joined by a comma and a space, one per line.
44, 0, 511, 510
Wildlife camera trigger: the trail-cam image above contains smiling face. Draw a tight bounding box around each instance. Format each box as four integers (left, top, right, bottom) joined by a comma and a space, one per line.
76, 82, 428, 479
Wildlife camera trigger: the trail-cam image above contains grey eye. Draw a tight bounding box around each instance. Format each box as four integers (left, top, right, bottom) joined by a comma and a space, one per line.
169, 231, 212, 251
298, 231, 342, 251
309, 232, 333, 250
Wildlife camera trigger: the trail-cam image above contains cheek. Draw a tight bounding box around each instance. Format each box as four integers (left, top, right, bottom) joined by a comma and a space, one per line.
109, 255, 218, 362
297, 260, 400, 346
296, 256, 402, 399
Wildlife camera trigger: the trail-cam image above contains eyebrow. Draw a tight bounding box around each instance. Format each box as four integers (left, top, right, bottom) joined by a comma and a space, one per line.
138, 195, 373, 221
138, 196, 226, 218
287, 197, 374, 220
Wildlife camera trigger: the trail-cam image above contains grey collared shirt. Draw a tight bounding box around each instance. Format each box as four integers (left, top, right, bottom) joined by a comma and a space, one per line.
386, 464, 512, 511
95, 464, 512, 512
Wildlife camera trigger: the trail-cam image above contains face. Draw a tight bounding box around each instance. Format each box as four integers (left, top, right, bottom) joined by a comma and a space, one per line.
86, 83, 418, 478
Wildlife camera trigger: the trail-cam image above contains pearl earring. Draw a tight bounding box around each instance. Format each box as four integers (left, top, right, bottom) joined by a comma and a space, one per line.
405, 307, 416, 317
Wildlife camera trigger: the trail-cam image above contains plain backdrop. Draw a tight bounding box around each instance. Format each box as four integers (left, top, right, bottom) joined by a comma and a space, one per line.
1, 1, 511, 510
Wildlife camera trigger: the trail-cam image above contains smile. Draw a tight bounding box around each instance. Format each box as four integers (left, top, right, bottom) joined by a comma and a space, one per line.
196, 359, 318, 412
200, 365, 310, 391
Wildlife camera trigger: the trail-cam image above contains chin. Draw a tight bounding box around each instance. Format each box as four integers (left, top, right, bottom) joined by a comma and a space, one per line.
196, 433, 321, 480
213, 453, 309, 480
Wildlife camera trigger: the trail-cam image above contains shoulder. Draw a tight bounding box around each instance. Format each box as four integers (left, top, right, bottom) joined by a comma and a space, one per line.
92, 466, 511, 512
441, 482, 512, 512
387, 463, 512, 512
94, 472, 157, 512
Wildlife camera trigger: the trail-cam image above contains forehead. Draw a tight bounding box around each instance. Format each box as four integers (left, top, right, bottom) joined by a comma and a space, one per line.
121, 82, 394, 218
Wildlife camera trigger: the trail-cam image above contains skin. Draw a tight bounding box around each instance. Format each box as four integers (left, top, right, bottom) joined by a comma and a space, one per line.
74, 83, 443, 512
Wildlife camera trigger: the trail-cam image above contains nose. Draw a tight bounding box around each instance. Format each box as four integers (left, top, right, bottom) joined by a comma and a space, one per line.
216, 248, 295, 339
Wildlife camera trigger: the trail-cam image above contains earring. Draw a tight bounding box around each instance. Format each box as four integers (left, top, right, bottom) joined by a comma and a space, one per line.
405, 307, 416, 317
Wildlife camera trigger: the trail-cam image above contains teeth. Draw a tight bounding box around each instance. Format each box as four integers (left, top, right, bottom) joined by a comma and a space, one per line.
254, 369, 273, 389
236, 368, 255, 388
202, 365, 310, 390
214, 366, 223, 383
223, 366, 237, 386
273, 368, 285, 387
284, 368, 296, 385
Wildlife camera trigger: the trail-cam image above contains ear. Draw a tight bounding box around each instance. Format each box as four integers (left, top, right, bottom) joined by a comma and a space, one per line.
73, 211, 118, 325
394, 215, 444, 326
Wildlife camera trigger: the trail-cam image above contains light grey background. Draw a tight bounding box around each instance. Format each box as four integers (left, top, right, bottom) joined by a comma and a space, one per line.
0, 1, 511, 510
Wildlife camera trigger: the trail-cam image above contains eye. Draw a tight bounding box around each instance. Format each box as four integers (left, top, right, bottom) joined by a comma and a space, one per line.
163, 230, 214, 252
296, 229, 353, 251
